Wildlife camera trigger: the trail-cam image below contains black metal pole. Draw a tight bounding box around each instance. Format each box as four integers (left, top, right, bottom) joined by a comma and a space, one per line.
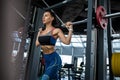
44, 0, 72, 10
42, 0, 65, 25
107, 0, 114, 80
96, 0, 108, 80
85, 0, 95, 79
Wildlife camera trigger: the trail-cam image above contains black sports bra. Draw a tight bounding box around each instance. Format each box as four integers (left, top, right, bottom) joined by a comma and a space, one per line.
38, 29, 57, 45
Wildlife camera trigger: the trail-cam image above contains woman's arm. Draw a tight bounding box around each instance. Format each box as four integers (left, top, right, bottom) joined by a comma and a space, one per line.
57, 22, 73, 45
36, 28, 42, 47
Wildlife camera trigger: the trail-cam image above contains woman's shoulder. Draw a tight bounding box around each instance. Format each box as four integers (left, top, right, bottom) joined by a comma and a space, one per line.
52, 28, 62, 35
53, 28, 62, 32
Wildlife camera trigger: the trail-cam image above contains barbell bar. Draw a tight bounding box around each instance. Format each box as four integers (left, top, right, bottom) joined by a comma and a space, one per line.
62, 10, 120, 27
70, 19, 88, 25
104, 12, 120, 18
61, 18, 87, 27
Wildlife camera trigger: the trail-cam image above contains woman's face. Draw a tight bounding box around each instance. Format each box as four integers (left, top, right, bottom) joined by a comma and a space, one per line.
42, 12, 54, 25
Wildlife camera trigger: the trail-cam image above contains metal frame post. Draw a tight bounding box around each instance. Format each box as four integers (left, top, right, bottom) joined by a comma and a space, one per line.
14, 0, 32, 79
25, 8, 44, 80
96, 26, 107, 80
96, 0, 108, 80
85, 0, 97, 80
107, 0, 114, 79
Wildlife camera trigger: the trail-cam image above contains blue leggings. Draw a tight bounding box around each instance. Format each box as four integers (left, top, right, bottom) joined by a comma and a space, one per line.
41, 51, 62, 80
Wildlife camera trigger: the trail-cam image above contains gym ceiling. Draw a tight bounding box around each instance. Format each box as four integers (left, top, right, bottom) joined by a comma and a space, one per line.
13, 0, 120, 35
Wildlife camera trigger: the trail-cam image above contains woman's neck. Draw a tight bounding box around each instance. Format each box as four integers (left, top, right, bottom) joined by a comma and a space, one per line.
45, 24, 53, 30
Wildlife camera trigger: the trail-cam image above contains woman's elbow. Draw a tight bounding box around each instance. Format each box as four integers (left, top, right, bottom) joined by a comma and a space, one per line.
64, 41, 70, 45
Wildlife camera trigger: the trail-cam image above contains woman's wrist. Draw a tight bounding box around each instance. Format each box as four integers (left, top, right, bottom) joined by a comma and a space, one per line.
68, 28, 73, 32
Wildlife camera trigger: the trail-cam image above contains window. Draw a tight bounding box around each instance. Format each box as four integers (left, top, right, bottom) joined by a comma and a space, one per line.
60, 55, 72, 66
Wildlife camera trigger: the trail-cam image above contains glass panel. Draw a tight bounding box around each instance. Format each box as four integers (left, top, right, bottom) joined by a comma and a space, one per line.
60, 55, 72, 66
77, 57, 84, 67
56, 42, 61, 46
113, 42, 120, 48
71, 38, 81, 42
72, 43, 83, 47
112, 39, 120, 42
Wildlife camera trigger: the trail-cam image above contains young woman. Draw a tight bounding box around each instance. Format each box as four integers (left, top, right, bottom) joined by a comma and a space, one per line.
36, 10, 73, 80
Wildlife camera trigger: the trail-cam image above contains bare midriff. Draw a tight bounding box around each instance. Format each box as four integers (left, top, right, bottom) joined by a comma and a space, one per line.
41, 45, 55, 54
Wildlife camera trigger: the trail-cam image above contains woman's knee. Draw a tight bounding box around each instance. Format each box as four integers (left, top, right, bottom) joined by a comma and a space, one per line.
41, 74, 50, 80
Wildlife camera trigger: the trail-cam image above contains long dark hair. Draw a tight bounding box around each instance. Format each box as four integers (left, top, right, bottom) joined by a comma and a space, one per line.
42, 10, 57, 30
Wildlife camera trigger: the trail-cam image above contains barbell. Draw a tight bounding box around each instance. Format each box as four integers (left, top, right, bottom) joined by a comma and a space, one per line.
96, 6, 120, 29
62, 6, 120, 29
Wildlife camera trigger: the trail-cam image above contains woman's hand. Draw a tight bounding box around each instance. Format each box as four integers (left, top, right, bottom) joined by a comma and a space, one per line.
65, 21, 73, 31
